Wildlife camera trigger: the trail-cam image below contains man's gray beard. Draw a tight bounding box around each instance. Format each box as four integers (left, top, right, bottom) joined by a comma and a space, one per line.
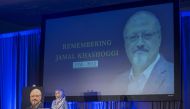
32, 101, 40, 106
132, 54, 148, 69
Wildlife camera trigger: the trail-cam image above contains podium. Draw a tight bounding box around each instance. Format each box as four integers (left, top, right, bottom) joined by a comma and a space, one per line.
21, 86, 44, 109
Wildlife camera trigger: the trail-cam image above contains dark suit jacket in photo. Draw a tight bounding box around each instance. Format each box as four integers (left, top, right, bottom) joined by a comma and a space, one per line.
110, 55, 174, 95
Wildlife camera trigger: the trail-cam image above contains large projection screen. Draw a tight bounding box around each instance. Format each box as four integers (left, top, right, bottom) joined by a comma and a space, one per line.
42, 1, 180, 101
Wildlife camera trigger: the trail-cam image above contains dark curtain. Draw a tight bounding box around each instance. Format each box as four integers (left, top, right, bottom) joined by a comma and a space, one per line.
181, 15, 190, 109
0, 29, 41, 109
2, 12, 190, 109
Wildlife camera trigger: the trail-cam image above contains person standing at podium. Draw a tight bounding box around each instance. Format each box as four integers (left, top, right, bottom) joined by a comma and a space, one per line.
51, 89, 68, 109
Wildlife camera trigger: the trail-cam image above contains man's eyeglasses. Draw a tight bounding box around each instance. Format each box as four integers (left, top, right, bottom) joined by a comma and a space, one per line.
30, 95, 41, 97
125, 31, 159, 42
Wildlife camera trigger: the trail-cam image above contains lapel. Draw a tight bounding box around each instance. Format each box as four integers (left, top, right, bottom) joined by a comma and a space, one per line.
143, 56, 168, 94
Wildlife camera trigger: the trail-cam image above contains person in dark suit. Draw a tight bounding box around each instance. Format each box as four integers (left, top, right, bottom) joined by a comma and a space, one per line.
112, 10, 174, 95
27, 88, 43, 109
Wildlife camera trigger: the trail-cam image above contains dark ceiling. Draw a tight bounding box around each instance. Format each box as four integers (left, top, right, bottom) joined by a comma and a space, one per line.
0, 0, 189, 33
